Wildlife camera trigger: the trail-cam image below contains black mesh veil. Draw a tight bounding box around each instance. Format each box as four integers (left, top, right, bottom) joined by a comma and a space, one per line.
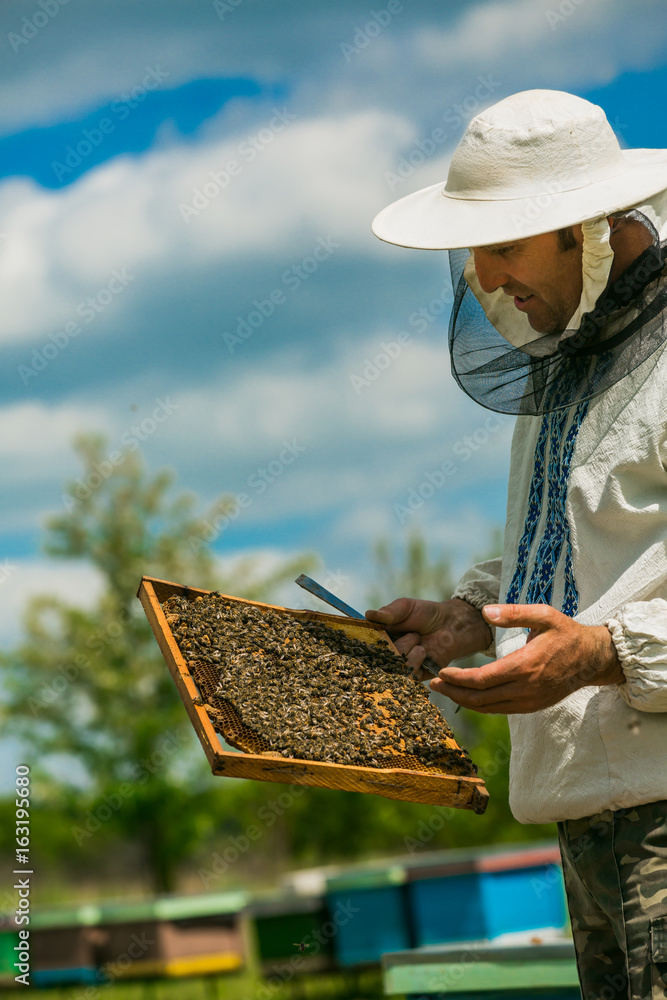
448, 210, 667, 415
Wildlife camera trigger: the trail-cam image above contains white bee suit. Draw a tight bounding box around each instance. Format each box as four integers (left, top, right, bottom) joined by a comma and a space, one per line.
453, 263, 667, 824
373, 89, 667, 825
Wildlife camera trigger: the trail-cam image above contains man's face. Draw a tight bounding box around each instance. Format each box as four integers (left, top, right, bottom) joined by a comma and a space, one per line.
472, 227, 584, 334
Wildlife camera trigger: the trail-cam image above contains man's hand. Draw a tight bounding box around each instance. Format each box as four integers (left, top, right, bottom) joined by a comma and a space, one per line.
365, 597, 493, 680
429, 603, 624, 714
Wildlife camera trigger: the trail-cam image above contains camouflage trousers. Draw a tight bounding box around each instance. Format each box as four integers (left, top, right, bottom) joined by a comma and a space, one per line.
558, 800, 667, 1000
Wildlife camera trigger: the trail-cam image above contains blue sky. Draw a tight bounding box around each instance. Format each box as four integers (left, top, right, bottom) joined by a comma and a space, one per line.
0, 76, 277, 188
0, 0, 666, 657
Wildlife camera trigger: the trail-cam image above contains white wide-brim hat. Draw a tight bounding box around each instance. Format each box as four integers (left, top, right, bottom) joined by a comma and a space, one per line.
372, 90, 667, 250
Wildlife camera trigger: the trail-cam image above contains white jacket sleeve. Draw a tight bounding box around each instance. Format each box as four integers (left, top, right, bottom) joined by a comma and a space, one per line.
606, 598, 667, 712
452, 557, 503, 658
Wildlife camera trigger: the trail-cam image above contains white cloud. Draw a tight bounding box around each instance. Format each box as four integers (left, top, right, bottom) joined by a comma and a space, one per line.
2, 0, 664, 138
0, 108, 415, 345
159, 336, 485, 508
0, 1, 452, 134
0, 330, 513, 557
215, 548, 322, 606
2, 0, 658, 637
2, 0, 666, 350
0, 400, 110, 494
0, 559, 105, 646
399, 0, 667, 102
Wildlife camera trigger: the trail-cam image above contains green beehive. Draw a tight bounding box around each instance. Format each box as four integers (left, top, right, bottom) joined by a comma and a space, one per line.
0, 930, 20, 983
249, 894, 334, 974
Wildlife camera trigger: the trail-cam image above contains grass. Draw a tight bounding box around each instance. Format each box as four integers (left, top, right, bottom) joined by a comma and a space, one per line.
0, 967, 388, 1000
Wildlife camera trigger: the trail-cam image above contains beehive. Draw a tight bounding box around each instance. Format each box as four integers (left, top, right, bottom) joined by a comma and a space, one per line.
138, 576, 488, 813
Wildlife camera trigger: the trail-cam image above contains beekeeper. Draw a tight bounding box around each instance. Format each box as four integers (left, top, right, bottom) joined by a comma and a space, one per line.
367, 90, 667, 1000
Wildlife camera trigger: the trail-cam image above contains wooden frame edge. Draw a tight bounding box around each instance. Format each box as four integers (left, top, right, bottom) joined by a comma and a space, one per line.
138, 575, 489, 813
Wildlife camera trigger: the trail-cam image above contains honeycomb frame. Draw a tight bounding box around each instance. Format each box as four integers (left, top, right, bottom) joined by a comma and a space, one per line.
138, 575, 489, 814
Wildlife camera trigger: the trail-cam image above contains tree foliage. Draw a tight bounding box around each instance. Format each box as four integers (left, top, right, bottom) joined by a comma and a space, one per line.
1, 434, 315, 892
367, 530, 456, 608
1, 440, 553, 899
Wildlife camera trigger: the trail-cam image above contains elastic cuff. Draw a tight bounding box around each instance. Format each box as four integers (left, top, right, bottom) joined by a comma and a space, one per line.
452, 589, 496, 658
605, 615, 667, 712
605, 616, 633, 668
452, 585, 494, 613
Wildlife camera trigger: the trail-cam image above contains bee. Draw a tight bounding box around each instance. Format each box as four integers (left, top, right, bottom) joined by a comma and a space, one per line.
162, 589, 476, 776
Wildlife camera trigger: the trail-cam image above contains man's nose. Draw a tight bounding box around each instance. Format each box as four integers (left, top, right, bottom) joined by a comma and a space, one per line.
472, 250, 509, 294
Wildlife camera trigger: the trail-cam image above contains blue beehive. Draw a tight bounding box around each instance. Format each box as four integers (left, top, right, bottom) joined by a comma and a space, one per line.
407, 845, 566, 947
33, 966, 100, 988
408, 869, 484, 945
326, 865, 412, 966
482, 857, 566, 939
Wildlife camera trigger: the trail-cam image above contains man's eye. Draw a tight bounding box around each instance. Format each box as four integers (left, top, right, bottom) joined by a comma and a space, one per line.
495, 246, 514, 256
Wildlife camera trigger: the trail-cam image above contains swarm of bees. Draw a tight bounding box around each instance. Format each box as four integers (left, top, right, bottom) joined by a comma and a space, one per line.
162, 592, 476, 776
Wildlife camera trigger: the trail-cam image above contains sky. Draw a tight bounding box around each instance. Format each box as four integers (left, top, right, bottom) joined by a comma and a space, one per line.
0, 0, 666, 653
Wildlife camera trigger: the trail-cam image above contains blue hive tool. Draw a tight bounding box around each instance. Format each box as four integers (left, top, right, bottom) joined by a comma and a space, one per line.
295, 574, 365, 620
294, 573, 441, 679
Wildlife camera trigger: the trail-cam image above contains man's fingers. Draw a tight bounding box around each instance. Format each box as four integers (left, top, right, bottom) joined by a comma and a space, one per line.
406, 643, 425, 669
365, 597, 414, 628
393, 632, 421, 656
438, 651, 527, 690
430, 677, 539, 714
406, 644, 430, 680
413, 666, 434, 683
365, 607, 392, 624
390, 633, 430, 679
483, 603, 566, 631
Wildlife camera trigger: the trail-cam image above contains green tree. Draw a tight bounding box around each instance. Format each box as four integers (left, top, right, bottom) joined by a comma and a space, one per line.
1, 434, 315, 893
367, 530, 456, 609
